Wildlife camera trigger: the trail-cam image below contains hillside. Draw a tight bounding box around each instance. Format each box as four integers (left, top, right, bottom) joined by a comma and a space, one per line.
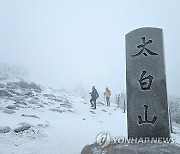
0, 63, 180, 154
0, 64, 125, 153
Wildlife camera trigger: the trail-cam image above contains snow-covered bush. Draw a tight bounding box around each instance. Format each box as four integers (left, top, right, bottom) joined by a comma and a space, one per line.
168, 96, 180, 124
0, 62, 28, 81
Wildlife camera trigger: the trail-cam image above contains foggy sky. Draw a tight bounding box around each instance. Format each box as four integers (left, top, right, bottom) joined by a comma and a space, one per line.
0, 0, 180, 97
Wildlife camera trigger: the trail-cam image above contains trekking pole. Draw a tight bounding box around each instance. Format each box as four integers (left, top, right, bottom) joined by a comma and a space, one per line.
123, 99, 126, 113
104, 94, 105, 105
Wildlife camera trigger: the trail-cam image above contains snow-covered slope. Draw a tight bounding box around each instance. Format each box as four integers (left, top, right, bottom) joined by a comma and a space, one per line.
0, 74, 127, 153
0, 63, 180, 154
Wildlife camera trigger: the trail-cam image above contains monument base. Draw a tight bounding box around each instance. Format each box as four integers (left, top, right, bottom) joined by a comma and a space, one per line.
81, 143, 180, 154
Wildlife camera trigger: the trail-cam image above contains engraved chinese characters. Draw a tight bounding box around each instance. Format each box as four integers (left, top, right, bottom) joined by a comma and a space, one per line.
138, 105, 157, 125
132, 37, 158, 57
139, 71, 153, 91
126, 27, 170, 139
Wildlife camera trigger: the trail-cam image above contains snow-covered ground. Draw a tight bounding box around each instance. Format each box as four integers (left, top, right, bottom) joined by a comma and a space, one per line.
0, 64, 180, 154
1, 88, 180, 154
0, 84, 127, 154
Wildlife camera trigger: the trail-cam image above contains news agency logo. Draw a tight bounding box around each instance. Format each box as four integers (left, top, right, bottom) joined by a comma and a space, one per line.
96, 132, 111, 148
96, 132, 175, 148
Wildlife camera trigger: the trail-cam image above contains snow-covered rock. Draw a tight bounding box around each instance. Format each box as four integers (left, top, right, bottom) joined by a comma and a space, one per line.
14, 122, 32, 133
0, 90, 13, 97
0, 126, 11, 133
6, 105, 17, 110
81, 143, 180, 154
3, 108, 15, 114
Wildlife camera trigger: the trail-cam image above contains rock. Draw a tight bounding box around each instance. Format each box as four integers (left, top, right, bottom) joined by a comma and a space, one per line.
14, 123, 32, 133
67, 109, 75, 113
6, 105, 17, 110
43, 94, 56, 99
37, 124, 50, 128
102, 109, 107, 112
8, 81, 41, 92
90, 111, 96, 114
0, 84, 5, 88
17, 81, 30, 89
81, 143, 180, 154
30, 82, 42, 92
21, 114, 40, 119
37, 104, 44, 108
7, 89, 21, 95
60, 103, 73, 108
19, 122, 32, 126
14, 98, 27, 106
6, 82, 18, 89
0, 90, 13, 97
49, 108, 65, 113
28, 98, 39, 104
24, 91, 34, 96
3, 108, 15, 114
0, 126, 11, 133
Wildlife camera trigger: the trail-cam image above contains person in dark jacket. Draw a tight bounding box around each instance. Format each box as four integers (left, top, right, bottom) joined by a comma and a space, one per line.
89, 86, 99, 109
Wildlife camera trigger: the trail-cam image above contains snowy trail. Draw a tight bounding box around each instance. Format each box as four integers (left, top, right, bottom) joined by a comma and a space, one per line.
1, 88, 180, 154
39, 101, 127, 154
0, 94, 127, 154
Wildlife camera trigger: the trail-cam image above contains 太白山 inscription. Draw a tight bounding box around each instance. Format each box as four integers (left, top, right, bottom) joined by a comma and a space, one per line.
138, 70, 153, 91
126, 27, 170, 139
138, 105, 157, 125
132, 37, 158, 57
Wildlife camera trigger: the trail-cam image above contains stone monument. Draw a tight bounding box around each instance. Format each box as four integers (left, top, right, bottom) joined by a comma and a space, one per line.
125, 27, 170, 139
81, 28, 180, 154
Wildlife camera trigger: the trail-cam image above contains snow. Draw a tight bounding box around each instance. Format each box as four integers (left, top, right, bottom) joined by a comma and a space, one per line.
1, 88, 180, 153
0, 86, 127, 154
0, 66, 180, 154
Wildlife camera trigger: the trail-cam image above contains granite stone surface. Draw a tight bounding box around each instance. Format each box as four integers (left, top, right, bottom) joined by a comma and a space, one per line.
125, 27, 170, 139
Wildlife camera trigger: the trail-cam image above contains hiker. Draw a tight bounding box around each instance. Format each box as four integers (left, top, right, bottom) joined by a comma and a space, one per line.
104, 87, 111, 106
89, 86, 99, 109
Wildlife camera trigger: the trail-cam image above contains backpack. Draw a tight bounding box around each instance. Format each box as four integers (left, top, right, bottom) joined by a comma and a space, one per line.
96, 92, 99, 98
95, 89, 99, 98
